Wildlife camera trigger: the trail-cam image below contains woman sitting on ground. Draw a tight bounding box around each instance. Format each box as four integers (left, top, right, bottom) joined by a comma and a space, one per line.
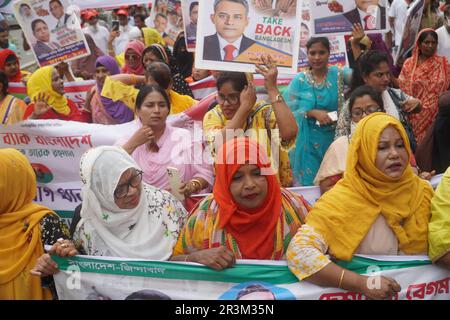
287, 113, 433, 300
170, 137, 310, 270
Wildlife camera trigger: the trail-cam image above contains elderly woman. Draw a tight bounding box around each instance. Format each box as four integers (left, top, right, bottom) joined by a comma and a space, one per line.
32, 146, 188, 276
120, 85, 213, 199
399, 29, 450, 143
429, 166, 450, 270
287, 113, 433, 300
170, 137, 310, 270
23, 66, 91, 122
203, 55, 298, 187
0, 149, 69, 299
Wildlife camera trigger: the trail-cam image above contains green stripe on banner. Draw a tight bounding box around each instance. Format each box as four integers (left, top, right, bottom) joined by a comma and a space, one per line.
55, 210, 75, 219
52, 255, 432, 285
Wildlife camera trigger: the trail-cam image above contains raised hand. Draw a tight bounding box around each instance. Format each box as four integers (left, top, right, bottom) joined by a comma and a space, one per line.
31, 92, 52, 118
255, 54, 278, 90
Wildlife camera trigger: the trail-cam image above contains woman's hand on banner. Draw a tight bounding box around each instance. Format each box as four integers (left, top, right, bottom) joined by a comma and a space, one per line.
187, 246, 236, 271
351, 23, 366, 44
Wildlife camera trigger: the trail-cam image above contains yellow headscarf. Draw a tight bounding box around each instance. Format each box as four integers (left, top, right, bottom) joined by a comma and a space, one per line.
0, 149, 53, 299
142, 27, 165, 47
306, 113, 433, 261
27, 66, 70, 116
429, 167, 450, 261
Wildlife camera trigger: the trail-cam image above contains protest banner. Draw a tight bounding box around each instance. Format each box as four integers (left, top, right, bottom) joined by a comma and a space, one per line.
195, 0, 302, 73
311, 0, 389, 36
52, 253, 449, 300
147, 0, 183, 48
182, 0, 198, 52
298, 1, 348, 70
13, 0, 90, 67
394, 0, 424, 66
8, 80, 95, 110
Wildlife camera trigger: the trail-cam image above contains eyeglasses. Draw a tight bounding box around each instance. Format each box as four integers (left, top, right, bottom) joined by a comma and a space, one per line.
351, 106, 381, 117
125, 54, 139, 60
217, 93, 240, 105
114, 170, 143, 199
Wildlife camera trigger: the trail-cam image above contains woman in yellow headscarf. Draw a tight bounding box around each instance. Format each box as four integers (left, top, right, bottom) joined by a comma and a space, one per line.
23, 66, 91, 122
429, 167, 450, 270
0, 149, 70, 299
287, 113, 433, 300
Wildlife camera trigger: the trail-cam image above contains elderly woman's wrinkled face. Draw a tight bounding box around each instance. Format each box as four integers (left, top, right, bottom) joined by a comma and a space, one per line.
375, 126, 409, 179
229, 164, 268, 209
419, 34, 437, 58
137, 91, 170, 128
114, 168, 142, 209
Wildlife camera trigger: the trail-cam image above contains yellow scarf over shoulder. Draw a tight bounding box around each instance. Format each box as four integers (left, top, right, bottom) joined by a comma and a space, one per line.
307, 113, 433, 261
0, 149, 53, 299
27, 66, 70, 116
429, 167, 450, 261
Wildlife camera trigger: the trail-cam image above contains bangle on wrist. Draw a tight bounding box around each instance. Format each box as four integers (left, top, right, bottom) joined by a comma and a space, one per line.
338, 269, 346, 289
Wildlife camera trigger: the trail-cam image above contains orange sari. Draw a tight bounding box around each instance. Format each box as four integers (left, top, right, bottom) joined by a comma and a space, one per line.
399, 29, 450, 143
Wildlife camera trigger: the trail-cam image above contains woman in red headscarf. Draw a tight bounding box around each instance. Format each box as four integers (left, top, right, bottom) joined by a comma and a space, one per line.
170, 137, 309, 270
399, 28, 450, 144
0, 49, 28, 83
121, 40, 145, 75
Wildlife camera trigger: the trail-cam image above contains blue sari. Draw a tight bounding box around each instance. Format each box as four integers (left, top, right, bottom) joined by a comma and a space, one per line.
285, 66, 348, 186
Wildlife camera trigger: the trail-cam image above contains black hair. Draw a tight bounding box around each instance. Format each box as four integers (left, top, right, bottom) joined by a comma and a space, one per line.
0, 71, 9, 96
214, 0, 249, 15
418, 30, 438, 45
31, 19, 47, 33
216, 71, 247, 92
20, 3, 31, 9
134, 13, 147, 22
125, 290, 171, 300
349, 50, 390, 96
145, 61, 172, 90
348, 85, 385, 114
236, 284, 275, 300
306, 37, 330, 52
301, 22, 309, 30
135, 84, 171, 112
444, 4, 450, 16
49, 0, 63, 7
190, 1, 199, 14
5, 54, 17, 64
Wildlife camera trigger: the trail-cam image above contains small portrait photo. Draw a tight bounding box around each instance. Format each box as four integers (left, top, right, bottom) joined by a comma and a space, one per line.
218, 281, 296, 300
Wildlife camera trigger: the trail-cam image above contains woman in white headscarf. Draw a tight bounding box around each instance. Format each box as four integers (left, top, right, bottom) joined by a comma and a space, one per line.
32, 146, 188, 275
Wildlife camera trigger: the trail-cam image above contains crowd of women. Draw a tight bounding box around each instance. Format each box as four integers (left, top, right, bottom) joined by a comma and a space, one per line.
1, 2, 450, 300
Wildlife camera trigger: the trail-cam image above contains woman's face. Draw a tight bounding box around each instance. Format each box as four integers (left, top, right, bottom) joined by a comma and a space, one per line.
51, 69, 64, 95
307, 42, 329, 70
229, 164, 268, 209
350, 95, 382, 123
4, 56, 19, 78
218, 81, 241, 120
137, 91, 170, 128
125, 49, 141, 69
192, 67, 209, 81
362, 61, 391, 93
94, 65, 110, 87
375, 126, 409, 179
114, 168, 142, 209
419, 34, 437, 58
143, 51, 160, 69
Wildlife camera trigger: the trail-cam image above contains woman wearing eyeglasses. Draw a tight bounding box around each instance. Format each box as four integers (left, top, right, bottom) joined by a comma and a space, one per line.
121, 40, 145, 76
203, 54, 298, 187
31, 146, 188, 276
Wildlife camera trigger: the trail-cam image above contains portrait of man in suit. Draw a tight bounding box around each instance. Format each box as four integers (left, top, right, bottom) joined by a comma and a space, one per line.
49, 0, 71, 30
203, 0, 256, 61
32, 19, 61, 58
315, 0, 386, 34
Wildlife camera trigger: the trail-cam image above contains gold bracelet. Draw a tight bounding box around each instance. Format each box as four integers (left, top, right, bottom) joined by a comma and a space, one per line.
338, 269, 346, 289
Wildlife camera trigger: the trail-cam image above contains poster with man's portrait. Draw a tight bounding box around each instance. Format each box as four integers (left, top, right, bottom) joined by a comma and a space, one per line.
147, 0, 184, 48
311, 0, 388, 36
182, 0, 198, 52
298, 0, 348, 70
195, 0, 302, 73
14, 0, 90, 67
394, 0, 424, 66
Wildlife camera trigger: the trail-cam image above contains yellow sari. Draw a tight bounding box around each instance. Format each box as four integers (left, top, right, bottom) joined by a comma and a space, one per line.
0, 149, 53, 299
0, 95, 27, 125
306, 113, 433, 261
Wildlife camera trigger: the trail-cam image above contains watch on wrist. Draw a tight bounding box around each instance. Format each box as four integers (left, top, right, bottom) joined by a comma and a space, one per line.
271, 93, 283, 104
